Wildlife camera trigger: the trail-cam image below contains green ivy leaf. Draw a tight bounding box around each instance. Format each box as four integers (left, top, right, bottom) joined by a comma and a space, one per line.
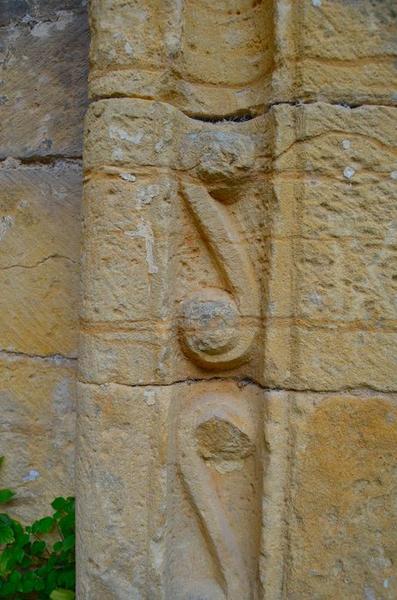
0, 514, 11, 525
33, 576, 45, 592
0, 545, 24, 575
0, 470, 75, 600
31, 540, 46, 556
0, 549, 11, 576
8, 571, 21, 585
9, 546, 24, 564
0, 490, 15, 505
58, 512, 74, 537
20, 573, 36, 594
53, 541, 63, 553
62, 534, 75, 552
11, 521, 29, 549
0, 524, 14, 545
51, 498, 68, 511
20, 554, 32, 569
50, 588, 75, 600
0, 580, 17, 596
31, 516, 55, 535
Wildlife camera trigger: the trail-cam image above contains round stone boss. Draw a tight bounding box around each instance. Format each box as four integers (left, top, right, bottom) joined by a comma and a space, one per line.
178, 287, 243, 368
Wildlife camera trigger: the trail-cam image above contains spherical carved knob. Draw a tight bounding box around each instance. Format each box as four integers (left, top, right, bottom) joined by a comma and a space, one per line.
178, 288, 241, 368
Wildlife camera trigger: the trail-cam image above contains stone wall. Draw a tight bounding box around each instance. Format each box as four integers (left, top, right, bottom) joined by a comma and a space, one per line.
1, 1, 397, 599
0, 0, 88, 520
77, 1, 397, 599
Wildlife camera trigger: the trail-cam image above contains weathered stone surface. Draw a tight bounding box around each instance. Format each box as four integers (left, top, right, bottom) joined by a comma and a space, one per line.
0, 161, 81, 357
0, 0, 86, 532
265, 102, 397, 390
274, 0, 397, 106
77, 381, 288, 599
0, 355, 76, 522
0, 0, 86, 26
77, 381, 160, 599
0, 8, 88, 158
89, 0, 397, 113
288, 393, 397, 599
81, 99, 272, 385
77, 1, 397, 598
89, 0, 274, 116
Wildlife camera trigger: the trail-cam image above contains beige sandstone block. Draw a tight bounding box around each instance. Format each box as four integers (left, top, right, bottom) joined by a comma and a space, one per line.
0, 258, 79, 357
300, 179, 397, 241
287, 392, 397, 599
273, 103, 397, 175
0, 355, 76, 522
77, 380, 289, 599
273, 0, 397, 106
89, 0, 274, 117
264, 320, 397, 392
89, 0, 397, 113
296, 327, 397, 392
265, 102, 397, 390
0, 8, 88, 158
0, 161, 81, 357
78, 1, 397, 598
295, 238, 397, 323
77, 381, 164, 599
81, 99, 272, 385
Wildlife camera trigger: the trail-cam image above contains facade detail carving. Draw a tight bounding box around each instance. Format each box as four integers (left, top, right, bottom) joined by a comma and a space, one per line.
174, 392, 264, 600
162, 383, 267, 600
90, 0, 273, 117
78, 1, 397, 599
178, 181, 260, 369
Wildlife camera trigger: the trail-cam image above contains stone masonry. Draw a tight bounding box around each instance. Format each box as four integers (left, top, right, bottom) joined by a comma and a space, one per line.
77, 1, 397, 599
0, 0, 88, 520
1, 1, 397, 599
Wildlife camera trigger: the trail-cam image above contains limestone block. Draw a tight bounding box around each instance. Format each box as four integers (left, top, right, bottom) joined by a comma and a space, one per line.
265, 102, 397, 390
88, 0, 274, 117
0, 0, 86, 26
79, 2, 397, 599
288, 392, 397, 599
0, 161, 81, 357
77, 380, 288, 599
0, 355, 76, 522
89, 0, 397, 112
274, 0, 397, 106
0, 9, 88, 158
81, 99, 272, 385
77, 381, 163, 599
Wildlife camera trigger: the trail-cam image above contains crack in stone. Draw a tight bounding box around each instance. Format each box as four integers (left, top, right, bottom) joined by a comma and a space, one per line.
0, 349, 76, 364
1, 254, 77, 271
77, 376, 397, 395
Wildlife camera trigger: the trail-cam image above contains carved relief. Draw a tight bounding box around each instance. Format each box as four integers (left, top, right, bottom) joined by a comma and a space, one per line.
83, 47, 269, 600
177, 127, 262, 370
167, 97, 266, 596
89, 0, 274, 117
167, 388, 264, 600
178, 184, 260, 369
81, 1, 282, 598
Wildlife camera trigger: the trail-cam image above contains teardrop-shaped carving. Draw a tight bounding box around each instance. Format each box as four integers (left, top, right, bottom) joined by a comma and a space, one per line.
178, 182, 261, 370
173, 391, 264, 600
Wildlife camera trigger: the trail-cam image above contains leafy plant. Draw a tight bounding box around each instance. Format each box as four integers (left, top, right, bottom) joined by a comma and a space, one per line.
0, 457, 75, 599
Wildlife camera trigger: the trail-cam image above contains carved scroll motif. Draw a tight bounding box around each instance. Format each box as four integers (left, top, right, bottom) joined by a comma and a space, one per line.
171, 119, 264, 597
176, 392, 263, 600
178, 181, 260, 370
